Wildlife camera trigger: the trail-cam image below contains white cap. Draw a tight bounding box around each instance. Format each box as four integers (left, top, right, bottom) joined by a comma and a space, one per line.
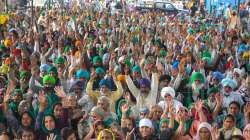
161, 87, 175, 98
139, 118, 153, 128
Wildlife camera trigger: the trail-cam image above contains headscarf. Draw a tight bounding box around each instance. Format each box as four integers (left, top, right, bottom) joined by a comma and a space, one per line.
243, 124, 250, 139
41, 114, 61, 140
116, 99, 131, 124
194, 122, 212, 140
21, 111, 35, 129
97, 129, 115, 140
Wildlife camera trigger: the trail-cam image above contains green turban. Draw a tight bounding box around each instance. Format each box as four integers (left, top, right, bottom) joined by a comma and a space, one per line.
132, 65, 141, 74
43, 75, 56, 86
207, 87, 219, 96
160, 49, 167, 56
191, 72, 205, 84
11, 89, 23, 96
95, 67, 105, 74
55, 57, 65, 64
48, 66, 58, 76
20, 70, 30, 79
124, 59, 131, 67
93, 56, 102, 65
202, 51, 211, 65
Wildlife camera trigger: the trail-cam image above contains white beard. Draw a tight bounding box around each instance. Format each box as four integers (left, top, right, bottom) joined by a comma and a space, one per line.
208, 100, 216, 110
192, 83, 204, 101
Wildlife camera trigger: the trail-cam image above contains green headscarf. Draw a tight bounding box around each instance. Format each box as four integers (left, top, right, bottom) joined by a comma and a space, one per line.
21, 111, 35, 128
41, 114, 61, 140
116, 99, 131, 124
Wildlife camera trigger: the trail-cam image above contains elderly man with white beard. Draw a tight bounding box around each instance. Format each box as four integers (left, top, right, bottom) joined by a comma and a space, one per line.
220, 78, 244, 113
190, 72, 207, 102
233, 68, 244, 91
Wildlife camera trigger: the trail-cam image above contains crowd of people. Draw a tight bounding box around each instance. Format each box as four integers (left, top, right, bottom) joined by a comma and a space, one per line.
0, 0, 250, 140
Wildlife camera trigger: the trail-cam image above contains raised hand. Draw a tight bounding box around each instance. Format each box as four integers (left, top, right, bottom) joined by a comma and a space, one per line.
215, 93, 223, 106
38, 91, 47, 110
125, 128, 135, 140
211, 126, 220, 140
3, 92, 10, 103
121, 103, 129, 114
46, 133, 57, 140
195, 99, 203, 112
169, 105, 175, 118
54, 86, 66, 98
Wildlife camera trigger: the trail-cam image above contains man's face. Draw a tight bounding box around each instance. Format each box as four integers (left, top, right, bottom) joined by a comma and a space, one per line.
140, 86, 149, 94
139, 126, 153, 138
21, 113, 32, 127
97, 100, 107, 111
164, 94, 173, 102
125, 119, 134, 131
224, 86, 232, 94
160, 122, 168, 132
228, 104, 239, 116
223, 117, 234, 130
100, 86, 109, 95
211, 77, 219, 85
12, 94, 22, 103
159, 80, 170, 89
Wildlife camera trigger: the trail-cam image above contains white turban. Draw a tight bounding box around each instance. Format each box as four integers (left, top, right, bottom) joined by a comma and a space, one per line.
161, 87, 175, 98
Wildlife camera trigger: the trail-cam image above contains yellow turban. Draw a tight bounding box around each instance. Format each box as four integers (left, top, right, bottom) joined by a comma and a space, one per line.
4, 39, 12, 47
117, 75, 125, 82
0, 15, 8, 25
243, 52, 249, 59
75, 40, 81, 47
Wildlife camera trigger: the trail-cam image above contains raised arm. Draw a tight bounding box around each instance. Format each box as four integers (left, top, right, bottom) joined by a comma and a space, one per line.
125, 75, 140, 98
149, 73, 159, 100
86, 72, 99, 103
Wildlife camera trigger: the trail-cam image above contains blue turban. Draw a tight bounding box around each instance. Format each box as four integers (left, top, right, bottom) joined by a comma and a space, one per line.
102, 53, 110, 63
99, 79, 111, 89
237, 43, 248, 55
69, 80, 84, 92
212, 71, 224, 81
40, 64, 50, 72
76, 69, 90, 80
172, 61, 180, 70
221, 78, 237, 89
139, 78, 151, 88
